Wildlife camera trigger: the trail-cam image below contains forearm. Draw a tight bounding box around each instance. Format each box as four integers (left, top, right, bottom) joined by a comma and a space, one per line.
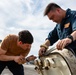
0, 55, 15, 61
40, 39, 51, 50
71, 31, 76, 41
0, 47, 6, 55
43, 39, 51, 47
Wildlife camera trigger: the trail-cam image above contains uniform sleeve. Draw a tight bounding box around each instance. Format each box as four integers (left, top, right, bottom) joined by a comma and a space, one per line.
46, 26, 59, 45
1, 35, 11, 51
72, 15, 76, 31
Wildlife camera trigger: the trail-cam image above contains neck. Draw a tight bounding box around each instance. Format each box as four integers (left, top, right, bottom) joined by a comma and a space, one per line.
62, 9, 66, 18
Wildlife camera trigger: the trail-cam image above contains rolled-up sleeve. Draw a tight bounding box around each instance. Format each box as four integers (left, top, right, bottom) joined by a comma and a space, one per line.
1, 35, 10, 51
46, 26, 59, 45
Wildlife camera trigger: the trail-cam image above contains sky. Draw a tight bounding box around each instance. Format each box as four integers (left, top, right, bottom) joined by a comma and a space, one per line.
0, 0, 76, 56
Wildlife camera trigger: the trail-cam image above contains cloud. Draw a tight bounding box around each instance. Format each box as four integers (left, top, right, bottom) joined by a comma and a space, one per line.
0, 0, 76, 55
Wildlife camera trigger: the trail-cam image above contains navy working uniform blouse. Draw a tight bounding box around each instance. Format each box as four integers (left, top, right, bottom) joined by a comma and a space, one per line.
47, 9, 76, 54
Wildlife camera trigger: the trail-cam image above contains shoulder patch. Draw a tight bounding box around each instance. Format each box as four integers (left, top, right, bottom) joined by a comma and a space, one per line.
64, 23, 70, 28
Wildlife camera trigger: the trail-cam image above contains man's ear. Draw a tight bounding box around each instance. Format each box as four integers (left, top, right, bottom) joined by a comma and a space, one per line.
56, 8, 61, 13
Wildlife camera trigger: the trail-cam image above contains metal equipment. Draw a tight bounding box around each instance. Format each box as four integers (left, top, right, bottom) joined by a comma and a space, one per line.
34, 48, 76, 75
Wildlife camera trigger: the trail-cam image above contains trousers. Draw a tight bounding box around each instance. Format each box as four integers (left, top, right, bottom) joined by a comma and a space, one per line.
0, 61, 24, 75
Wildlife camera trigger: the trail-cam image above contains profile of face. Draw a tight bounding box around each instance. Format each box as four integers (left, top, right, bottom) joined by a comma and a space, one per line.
47, 8, 62, 23
18, 41, 31, 50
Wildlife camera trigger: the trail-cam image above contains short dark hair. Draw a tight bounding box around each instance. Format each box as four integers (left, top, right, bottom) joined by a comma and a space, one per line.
44, 3, 61, 16
18, 30, 33, 44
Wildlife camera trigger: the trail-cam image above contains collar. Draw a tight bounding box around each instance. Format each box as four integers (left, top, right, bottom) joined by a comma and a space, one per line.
65, 8, 71, 18
60, 8, 71, 25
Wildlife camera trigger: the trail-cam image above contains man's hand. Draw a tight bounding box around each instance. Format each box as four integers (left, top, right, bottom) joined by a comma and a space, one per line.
26, 55, 37, 61
14, 55, 25, 64
56, 38, 72, 50
38, 47, 47, 57
38, 40, 50, 56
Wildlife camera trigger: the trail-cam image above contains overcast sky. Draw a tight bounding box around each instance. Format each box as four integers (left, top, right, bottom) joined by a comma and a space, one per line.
0, 0, 76, 56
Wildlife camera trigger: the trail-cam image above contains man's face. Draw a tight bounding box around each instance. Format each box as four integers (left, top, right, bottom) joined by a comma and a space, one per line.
18, 41, 31, 50
47, 8, 62, 23
21, 43, 31, 50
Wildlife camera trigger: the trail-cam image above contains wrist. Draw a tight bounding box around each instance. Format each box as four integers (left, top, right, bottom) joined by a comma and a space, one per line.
40, 44, 48, 49
67, 35, 73, 42
12, 56, 16, 61
26, 57, 29, 62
